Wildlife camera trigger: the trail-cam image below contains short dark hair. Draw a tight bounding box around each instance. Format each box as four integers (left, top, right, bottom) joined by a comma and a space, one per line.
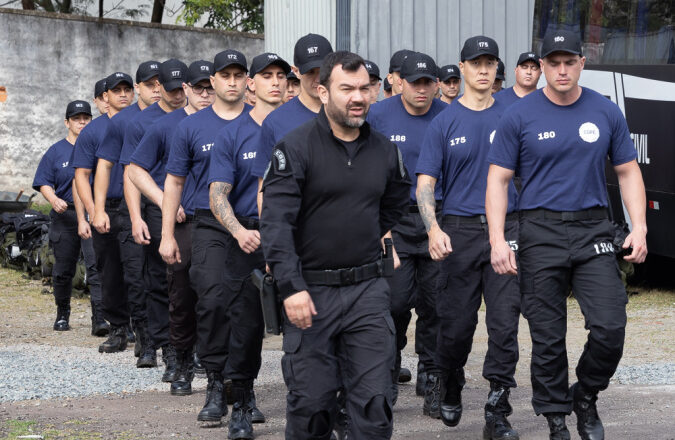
319, 51, 366, 87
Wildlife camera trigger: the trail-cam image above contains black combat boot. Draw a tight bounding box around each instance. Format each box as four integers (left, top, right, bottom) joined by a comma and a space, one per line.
136, 323, 157, 368
161, 344, 178, 382
90, 300, 109, 336
440, 368, 464, 427
170, 349, 194, 396
398, 368, 412, 383
423, 373, 441, 419
483, 382, 519, 439
198, 370, 227, 422
416, 361, 428, 397
248, 384, 265, 423
126, 322, 136, 343
229, 380, 254, 439
193, 349, 206, 377
545, 413, 571, 440
98, 325, 127, 353
571, 382, 604, 440
53, 303, 70, 331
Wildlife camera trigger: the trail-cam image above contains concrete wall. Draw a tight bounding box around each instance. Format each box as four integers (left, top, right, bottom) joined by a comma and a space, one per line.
0, 8, 264, 195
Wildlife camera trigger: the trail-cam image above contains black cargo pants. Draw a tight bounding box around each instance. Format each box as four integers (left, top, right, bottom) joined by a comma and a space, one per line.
117, 200, 147, 326
190, 211, 264, 379
167, 218, 198, 351
387, 209, 440, 375
282, 277, 395, 440
435, 216, 521, 388
49, 207, 102, 305
518, 210, 627, 415
144, 203, 170, 348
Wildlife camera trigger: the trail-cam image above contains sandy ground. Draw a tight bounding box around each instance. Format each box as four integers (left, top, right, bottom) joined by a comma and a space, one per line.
1, 268, 674, 439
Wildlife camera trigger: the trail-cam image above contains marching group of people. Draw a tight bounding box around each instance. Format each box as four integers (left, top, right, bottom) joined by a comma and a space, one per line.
32, 28, 647, 440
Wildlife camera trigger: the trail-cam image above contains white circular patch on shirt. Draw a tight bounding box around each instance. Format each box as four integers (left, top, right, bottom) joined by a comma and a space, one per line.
579, 122, 600, 143
489, 130, 496, 144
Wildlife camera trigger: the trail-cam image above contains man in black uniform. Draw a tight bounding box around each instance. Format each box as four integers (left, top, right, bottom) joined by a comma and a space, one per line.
487, 30, 647, 440
260, 51, 410, 440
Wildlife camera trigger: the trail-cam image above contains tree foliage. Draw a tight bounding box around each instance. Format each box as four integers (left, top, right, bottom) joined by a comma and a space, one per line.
178, 0, 263, 33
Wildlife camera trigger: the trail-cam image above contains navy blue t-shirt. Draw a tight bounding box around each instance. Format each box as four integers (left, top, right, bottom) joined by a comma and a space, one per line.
166, 104, 251, 213
488, 87, 637, 211
251, 97, 318, 178
208, 113, 262, 219
96, 103, 141, 163
120, 102, 167, 165
131, 108, 189, 190
367, 96, 447, 202
493, 87, 521, 108
33, 139, 75, 203
70, 114, 123, 199
417, 98, 517, 216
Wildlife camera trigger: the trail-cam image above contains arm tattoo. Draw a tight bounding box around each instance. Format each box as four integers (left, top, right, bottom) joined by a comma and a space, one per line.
418, 180, 438, 232
209, 182, 242, 236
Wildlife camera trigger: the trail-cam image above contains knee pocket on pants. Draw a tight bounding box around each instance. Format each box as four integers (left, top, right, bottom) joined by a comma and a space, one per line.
281, 331, 302, 390
48, 230, 61, 244
364, 394, 392, 425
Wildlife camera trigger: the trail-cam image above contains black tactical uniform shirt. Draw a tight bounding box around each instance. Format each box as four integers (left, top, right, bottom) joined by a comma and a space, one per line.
260, 107, 410, 299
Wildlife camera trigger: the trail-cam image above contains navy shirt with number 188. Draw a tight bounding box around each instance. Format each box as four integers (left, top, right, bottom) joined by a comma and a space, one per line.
488, 88, 637, 211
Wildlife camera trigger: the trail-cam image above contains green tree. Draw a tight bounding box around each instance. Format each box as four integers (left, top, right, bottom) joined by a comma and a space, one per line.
178, 0, 263, 33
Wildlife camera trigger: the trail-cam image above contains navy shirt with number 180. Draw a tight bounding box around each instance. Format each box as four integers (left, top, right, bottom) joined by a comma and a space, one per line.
166, 104, 251, 213
33, 139, 76, 203
208, 113, 262, 219
488, 87, 637, 211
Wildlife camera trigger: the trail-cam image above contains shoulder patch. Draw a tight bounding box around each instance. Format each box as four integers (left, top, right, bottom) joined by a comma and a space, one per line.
396, 147, 406, 179
274, 148, 287, 171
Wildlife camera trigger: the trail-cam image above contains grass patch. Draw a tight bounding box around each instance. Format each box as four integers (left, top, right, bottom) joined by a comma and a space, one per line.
1, 419, 37, 439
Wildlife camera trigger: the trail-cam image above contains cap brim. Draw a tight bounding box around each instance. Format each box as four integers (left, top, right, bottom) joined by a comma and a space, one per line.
404, 73, 437, 83
66, 110, 92, 119
462, 51, 499, 61
106, 78, 133, 90
541, 48, 582, 59
253, 59, 292, 77
162, 79, 184, 91
188, 74, 211, 85
137, 73, 159, 83
298, 59, 324, 75
440, 74, 460, 81
214, 61, 248, 73
518, 57, 540, 66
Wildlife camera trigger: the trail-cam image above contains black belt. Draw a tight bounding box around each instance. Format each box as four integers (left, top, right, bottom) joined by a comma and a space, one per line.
442, 212, 517, 226
520, 207, 608, 221
302, 261, 384, 286
105, 198, 122, 209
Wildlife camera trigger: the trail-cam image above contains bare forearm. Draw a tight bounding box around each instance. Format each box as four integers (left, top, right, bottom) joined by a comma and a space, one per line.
123, 167, 144, 222
161, 175, 184, 238
72, 183, 87, 223
416, 175, 438, 232
209, 182, 243, 237
39, 186, 58, 206
128, 164, 164, 208
93, 160, 112, 213
617, 161, 647, 232
257, 178, 263, 218
74, 169, 95, 217
486, 172, 510, 245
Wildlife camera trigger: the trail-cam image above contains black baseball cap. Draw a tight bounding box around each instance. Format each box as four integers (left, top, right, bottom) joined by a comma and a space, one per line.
136, 60, 161, 83
496, 60, 505, 80
159, 59, 188, 91
439, 64, 460, 81
540, 30, 582, 58
364, 60, 381, 80
383, 77, 392, 91
65, 100, 92, 119
293, 33, 333, 74
213, 49, 248, 73
400, 52, 438, 83
105, 72, 133, 90
94, 79, 107, 98
187, 60, 213, 84
249, 52, 291, 77
517, 51, 541, 66
389, 49, 413, 73
460, 36, 499, 61
287, 71, 299, 82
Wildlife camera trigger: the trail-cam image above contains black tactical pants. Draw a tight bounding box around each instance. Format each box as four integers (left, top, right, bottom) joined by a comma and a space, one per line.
144, 203, 169, 348
190, 211, 264, 379
167, 219, 198, 351
518, 214, 627, 415
49, 207, 102, 305
92, 199, 145, 327
118, 200, 147, 326
435, 217, 521, 388
282, 277, 395, 440
387, 210, 439, 375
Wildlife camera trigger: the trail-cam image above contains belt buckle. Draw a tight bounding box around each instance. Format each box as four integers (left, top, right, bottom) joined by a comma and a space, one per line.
479, 215, 487, 224
561, 211, 574, 221
340, 267, 356, 285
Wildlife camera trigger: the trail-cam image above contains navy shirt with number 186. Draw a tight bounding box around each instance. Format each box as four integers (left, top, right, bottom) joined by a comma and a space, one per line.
208, 113, 262, 219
